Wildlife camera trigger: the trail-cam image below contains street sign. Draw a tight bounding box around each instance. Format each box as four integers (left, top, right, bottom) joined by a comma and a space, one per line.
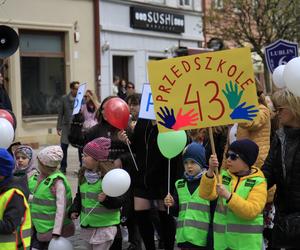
265, 39, 298, 73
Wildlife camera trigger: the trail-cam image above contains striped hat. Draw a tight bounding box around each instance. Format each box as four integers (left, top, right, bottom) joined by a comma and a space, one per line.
83, 137, 111, 161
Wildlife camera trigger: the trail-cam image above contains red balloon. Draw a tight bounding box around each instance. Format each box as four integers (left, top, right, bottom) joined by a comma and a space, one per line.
0, 109, 14, 127
104, 98, 130, 129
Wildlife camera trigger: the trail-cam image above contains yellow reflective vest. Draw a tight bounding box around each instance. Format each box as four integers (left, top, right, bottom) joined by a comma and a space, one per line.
0, 188, 31, 250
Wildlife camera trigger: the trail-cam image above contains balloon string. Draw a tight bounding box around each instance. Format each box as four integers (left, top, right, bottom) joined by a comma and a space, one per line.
167, 158, 170, 215
79, 201, 99, 226
126, 140, 139, 171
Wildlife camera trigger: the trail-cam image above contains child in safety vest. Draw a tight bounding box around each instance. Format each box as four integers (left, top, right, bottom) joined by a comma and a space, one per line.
164, 142, 215, 250
0, 148, 31, 250
13, 145, 38, 197
200, 139, 267, 250
30, 145, 75, 250
69, 137, 126, 250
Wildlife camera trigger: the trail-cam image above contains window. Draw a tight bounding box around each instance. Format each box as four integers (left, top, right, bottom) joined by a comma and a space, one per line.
19, 31, 65, 117
213, 0, 223, 9
179, 0, 191, 7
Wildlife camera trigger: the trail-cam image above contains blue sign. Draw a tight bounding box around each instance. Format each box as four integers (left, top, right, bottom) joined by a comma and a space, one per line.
265, 39, 298, 73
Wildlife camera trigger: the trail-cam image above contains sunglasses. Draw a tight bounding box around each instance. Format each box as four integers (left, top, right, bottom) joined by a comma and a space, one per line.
226, 152, 239, 161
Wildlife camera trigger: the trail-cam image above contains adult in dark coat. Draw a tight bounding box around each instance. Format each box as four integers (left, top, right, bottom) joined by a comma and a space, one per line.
56, 81, 79, 173
122, 118, 184, 250
262, 89, 300, 249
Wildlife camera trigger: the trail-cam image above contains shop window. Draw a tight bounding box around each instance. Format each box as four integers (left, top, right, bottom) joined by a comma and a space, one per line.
19, 30, 65, 117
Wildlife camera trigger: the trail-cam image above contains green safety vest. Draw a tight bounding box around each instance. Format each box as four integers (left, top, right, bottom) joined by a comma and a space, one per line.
175, 179, 210, 247
80, 179, 120, 227
28, 173, 38, 194
0, 188, 31, 250
214, 170, 265, 250
31, 171, 72, 233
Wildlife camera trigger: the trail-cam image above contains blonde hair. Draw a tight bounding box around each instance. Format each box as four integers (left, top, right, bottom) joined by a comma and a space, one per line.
272, 88, 300, 122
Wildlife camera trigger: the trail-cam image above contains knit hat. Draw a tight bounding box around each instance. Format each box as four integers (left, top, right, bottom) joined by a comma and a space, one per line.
83, 137, 111, 161
182, 142, 207, 169
37, 145, 63, 168
14, 145, 33, 161
0, 148, 15, 176
228, 139, 259, 167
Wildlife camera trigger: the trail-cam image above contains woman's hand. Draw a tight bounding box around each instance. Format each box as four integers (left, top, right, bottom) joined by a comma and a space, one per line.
118, 130, 130, 144
207, 154, 219, 177
164, 193, 174, 207
98, 192, 107, 202
217, 184, 231, 200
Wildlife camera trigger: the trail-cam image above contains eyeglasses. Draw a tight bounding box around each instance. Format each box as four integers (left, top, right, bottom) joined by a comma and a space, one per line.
226, 152, 239, 161
275, 106, 288, 113
127, 86, 134, 89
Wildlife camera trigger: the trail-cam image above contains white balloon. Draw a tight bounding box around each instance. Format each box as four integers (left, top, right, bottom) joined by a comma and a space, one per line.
272, 65, 286, 88
48, 237, 74, 250
102, 168, 131, 197
0, 118, 14, 148
283, 57, 300, 97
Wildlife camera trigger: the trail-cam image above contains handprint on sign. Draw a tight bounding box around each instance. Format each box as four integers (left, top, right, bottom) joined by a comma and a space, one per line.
157, 107, 199, 130
222, 81, 244, 109
157, 107, 176, 129
230, 102, 259, 121
172, 108, 199, 130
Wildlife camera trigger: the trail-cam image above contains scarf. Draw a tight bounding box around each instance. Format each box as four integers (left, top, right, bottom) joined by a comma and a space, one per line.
184, 168, 206, 182
84, 169, 100, 184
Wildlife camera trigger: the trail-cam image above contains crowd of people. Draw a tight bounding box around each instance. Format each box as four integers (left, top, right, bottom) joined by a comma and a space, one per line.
1, 77, 300, 250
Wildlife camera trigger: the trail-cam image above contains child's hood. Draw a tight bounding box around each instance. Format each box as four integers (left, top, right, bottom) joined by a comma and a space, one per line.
227, 166, 265, 181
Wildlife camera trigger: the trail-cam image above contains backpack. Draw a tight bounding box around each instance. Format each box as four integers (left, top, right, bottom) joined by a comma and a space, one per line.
68, 113, 84, 148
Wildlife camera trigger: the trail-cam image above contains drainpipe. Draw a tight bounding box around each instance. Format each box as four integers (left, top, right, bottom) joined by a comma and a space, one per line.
202, 0, 207, 47
93, 0, 101, 101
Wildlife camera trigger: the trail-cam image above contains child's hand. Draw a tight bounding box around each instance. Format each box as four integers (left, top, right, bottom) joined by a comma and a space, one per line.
118, 130, 130, 144
217, 184, 231, 200
207, 154, 219, 177
70, 212, 79, 220
164, 193, 174, 207
98, 192, 107, 202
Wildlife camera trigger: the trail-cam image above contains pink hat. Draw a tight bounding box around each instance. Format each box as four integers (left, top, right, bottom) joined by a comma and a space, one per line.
37, 146, 63, 168
83, 137, 111, 161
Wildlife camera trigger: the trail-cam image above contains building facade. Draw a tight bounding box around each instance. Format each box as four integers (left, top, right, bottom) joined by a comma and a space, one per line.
100, 0, 203, 98
0, 0, 96, 146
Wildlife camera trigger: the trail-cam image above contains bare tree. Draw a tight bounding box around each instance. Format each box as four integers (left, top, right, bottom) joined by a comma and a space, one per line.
205, 0, 300, 92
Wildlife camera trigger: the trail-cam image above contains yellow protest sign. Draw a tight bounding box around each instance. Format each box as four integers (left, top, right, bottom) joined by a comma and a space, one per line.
148, 47, 259, 132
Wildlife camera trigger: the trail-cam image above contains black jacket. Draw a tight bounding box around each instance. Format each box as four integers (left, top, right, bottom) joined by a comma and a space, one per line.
130, 119, 184, 199
0, 177, 29, 234
262, 127, 300, 214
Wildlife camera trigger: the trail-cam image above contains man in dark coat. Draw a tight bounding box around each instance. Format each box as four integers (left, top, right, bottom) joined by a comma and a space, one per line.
56, 81, 79, 173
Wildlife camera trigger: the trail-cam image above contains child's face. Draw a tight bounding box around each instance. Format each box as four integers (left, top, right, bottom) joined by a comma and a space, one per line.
226, 151, 249, 173
15, 153, 30, 169
83, 154, 99, 171
184, 159, 201, 176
